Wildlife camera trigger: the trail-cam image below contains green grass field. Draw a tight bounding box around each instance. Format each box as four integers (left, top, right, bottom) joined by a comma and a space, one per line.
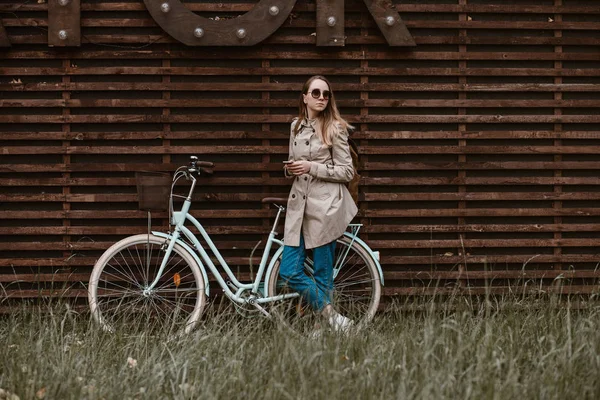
1, 298, 599, 399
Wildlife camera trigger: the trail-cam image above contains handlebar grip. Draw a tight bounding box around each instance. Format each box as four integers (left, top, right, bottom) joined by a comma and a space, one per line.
197, 161, 214, 168
199, 167, 213, 176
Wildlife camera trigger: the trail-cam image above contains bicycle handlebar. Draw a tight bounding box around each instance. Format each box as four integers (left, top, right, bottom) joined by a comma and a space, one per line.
189, 156, 214, 177
196, 161, 214, 168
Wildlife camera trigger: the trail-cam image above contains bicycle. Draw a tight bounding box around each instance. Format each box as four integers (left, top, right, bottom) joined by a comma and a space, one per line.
88, 156, 384, 335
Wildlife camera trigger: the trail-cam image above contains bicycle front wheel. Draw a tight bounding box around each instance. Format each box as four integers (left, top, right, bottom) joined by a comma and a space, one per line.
88, 234, 207, 335
266, 235, 381, 325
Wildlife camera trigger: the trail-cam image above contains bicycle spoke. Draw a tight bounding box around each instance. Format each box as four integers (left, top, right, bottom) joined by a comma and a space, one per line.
116, 251, 145, 290
98, 270, 144, 292
106, 257, 141, 290
336, 267, 369, 284
96, 293, 144, 309
335, 277, 375, 290
152, 294, 193, 313
99, 296, 147, 320
153, 287, 201, 294
154, 258, 188, 288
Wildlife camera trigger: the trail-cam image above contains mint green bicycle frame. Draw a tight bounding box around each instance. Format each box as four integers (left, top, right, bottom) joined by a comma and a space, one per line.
143, 166, 384, 313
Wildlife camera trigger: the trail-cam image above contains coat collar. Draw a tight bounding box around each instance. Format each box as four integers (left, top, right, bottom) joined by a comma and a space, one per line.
298, 118, 318, 139
300, 118, 317, 128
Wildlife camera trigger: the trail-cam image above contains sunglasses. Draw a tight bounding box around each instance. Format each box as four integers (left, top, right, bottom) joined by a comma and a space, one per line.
309, 88, 331, 100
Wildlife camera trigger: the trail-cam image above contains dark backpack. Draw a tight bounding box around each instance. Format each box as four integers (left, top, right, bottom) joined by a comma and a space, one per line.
330, 136, 360, 204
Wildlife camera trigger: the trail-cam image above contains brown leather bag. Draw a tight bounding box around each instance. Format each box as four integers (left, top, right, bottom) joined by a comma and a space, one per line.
330, 137, 360, 204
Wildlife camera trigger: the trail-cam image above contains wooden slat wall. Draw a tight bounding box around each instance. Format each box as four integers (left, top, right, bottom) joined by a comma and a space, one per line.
1, 0, 600, 307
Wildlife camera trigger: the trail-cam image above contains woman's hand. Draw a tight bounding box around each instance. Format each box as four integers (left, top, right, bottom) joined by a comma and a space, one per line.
286, 160, 312, 176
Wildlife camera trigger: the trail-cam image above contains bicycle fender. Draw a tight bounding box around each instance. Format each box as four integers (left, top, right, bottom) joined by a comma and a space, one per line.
151, 231, 210, 296
342, 232, 385, 286
262, 245, 285, 297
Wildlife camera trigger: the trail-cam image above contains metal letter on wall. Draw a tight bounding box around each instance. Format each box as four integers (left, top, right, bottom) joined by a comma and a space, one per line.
362, 0, 415, 46
144, 0, 296, 46
317, 0, 345, 46
48, 0, 81, 47
0, 18, 10, 47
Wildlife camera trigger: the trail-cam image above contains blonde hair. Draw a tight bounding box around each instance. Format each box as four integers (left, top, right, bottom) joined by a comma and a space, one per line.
294, 75, 353, 146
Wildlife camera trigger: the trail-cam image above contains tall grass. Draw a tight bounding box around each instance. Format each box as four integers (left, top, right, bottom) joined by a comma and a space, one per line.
1, 298, 599, 399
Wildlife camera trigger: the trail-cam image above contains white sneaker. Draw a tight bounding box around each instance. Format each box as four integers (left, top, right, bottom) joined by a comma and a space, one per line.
308, 322, 323, 339
327, 311, 354, 334
309, 328, 323, 339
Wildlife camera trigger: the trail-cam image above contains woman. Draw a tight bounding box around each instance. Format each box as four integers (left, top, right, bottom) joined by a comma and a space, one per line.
281, 75, 358, 333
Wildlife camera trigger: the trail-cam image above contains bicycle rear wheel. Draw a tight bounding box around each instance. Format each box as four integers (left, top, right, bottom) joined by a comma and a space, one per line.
266, 235, 381, 327
88, 234, 206, 335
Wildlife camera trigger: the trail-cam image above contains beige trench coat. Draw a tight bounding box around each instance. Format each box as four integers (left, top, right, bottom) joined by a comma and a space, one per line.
283, 118, 358, 249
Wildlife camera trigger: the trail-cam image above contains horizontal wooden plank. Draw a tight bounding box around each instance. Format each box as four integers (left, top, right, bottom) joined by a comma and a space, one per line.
364, 224, 600, 234
2, 50, 600, 62
0, 82, 598, 93
8, 34, 600, 46
1, 223, 600, 237
2, 254, 600, 269
3, 130, 600, 142
5, 144, 600, 156
2, 99, 600, 109
1, 176, 600, 187
0, 226, 264, 236
359, 131, 600, 140
385, 254, 600, 265
3, 67, 600, 77
1, 44, 600, 65
1, 115, 600, 125
2, 237, 599, 252
364, 177, 600, 185
3, 285, 597, 299
384, 270, 600, 280
370, 238, 600, 249
6, 16, 600, 31
0, 241, 274, 252
3, 175, 600, 188
362, 208, 600, 217
0, 272, 258, 284
363, 146, 600, 155
0, 193, 285, 203
383, 286, 600, 296
2, 207, 600, 220
364, 161, 600, 171
0, 145, 285, 155
1, 269, 599, 286
3, 2, 600, 14
4, 191, 600, 204
2, 285, 598, 300
0, 210, 270, 219
364, 192, 600, 202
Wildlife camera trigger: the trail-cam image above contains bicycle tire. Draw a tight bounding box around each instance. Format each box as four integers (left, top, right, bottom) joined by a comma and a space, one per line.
88, 234, 207, 335
266, 235, 381, 326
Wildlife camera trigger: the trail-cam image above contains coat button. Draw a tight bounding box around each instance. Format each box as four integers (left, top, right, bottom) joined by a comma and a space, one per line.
294, 141, 297, 146
304, 176, 307, 181
303, 195, 306, 199
291, 194, 296, 199
305, 140, 309, 145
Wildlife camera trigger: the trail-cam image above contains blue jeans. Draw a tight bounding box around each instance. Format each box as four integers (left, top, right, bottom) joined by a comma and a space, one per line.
279, 234, 337, 311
